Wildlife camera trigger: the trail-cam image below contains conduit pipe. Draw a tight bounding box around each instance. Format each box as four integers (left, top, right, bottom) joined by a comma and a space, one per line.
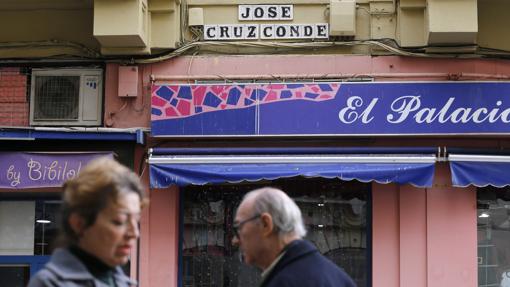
151, 72, 510, 82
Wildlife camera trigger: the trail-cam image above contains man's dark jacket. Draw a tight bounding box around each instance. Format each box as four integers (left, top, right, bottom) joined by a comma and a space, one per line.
261, 240, 356, 287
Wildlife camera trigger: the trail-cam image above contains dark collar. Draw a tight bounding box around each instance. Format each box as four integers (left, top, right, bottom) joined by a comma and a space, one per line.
261, 240, 317, 286
45, 248, 137, 286
69, 245, 115, 277
278, 239, 317, 265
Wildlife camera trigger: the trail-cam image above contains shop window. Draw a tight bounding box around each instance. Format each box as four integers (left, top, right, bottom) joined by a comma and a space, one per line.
34, 200, 61, 255
181, 177, 369, 287
477, 187, 510, 287
0, 197, 132, 277
0, 200, 62, 256
0, 265, 30, 287
0, 201, 35, 255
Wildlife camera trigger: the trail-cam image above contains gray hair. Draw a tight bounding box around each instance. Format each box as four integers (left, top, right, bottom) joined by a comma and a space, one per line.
243, 187, 307, 238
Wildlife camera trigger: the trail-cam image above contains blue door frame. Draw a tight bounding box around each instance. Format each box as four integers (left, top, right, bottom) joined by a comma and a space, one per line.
0, 255, 50, 277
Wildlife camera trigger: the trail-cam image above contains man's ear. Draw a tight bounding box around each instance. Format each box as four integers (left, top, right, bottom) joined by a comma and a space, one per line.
68, 213, 86, 238
260, 213, 274, 237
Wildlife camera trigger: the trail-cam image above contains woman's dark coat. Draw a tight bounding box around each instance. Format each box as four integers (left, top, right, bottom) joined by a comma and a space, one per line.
27, 248, 136, 287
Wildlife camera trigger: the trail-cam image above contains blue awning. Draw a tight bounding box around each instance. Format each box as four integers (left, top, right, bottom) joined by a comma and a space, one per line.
149, 153, 436, 188
450, 154, 510, 187
0, 127, 145, 143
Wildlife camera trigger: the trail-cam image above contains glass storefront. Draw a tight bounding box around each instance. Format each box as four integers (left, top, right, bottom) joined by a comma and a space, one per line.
34, 200, 61, 255
0, 198, 61, 286
0, 265, 30, 287
0, 190, 140, 283
0, 200, 62, 256
477, 187, 510, 287
182, 177, 369, 287
0, 196, 132, 281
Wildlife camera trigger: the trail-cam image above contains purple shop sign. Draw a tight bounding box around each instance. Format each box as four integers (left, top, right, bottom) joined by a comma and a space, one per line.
0, 152, 112, 189
151, 82, 510, 136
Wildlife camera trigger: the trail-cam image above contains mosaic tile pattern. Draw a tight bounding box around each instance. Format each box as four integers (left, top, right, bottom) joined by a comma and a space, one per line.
151, 83, 340, 120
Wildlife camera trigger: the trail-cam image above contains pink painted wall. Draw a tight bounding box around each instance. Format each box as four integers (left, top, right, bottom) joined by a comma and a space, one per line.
372, 183, 400, 287
426, 164, 477, 287
130, 146, 147, 280
139, 185, 180, 287
148, 55, 510, 79
104, 63, 151, 128
400, 185, 427, 287
372, 164, 477, 287
115, 55, 486, 287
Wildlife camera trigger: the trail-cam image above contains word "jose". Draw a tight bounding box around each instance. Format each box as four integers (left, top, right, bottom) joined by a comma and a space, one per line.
239, 5, 293, 21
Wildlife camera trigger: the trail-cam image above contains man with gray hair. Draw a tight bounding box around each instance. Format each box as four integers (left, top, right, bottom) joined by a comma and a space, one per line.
232, 187, 356, 287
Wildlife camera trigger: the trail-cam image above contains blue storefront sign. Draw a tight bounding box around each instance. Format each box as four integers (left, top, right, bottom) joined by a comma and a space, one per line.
151, 82, 510, 136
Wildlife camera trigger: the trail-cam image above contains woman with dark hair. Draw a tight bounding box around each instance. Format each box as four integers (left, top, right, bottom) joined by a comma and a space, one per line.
28, 157, 148, 287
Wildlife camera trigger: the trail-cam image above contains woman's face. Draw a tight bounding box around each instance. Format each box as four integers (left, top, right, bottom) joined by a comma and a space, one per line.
77, 192, 141, 267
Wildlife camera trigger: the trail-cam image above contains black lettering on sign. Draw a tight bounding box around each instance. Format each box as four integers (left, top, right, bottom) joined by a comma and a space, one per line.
281, 6, 292, 19
268, 6, 277, 18
262, 25, 273, 38
303, 25, 313, 37
205, 26, 216, 39
247, 25, 258, 38
289, 26, 300, 37
233, 26, 243, 38
254, 7, 264, 18
316, 24, 329, 38
238, 5, 293, 21
220, 26, 230, 38
239, 6, 250, 20
276, 26, 286, 37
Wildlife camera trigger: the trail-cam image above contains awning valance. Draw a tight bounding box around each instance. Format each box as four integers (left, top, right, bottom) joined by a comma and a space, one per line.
450, 154, 510, 187
149, 153, 436, 188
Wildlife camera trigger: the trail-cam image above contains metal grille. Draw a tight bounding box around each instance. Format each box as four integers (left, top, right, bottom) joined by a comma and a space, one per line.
182, 178, 368, 287
33, 76, 79, 120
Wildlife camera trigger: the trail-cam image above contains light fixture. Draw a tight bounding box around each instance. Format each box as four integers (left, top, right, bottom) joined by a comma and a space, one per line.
36, 219, 51, 224
479, 212, 490, 218
318, 224, 324, 228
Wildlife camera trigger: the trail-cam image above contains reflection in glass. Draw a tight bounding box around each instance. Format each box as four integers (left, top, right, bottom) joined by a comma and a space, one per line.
477, 187, 510, 287
0, 265, 30, 287
297, 194, 367, 287
34, 201, 61, 255
182, 177, 368, 287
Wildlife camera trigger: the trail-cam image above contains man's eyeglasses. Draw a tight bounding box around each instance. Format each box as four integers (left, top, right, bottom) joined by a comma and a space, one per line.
232, 214, 261, 238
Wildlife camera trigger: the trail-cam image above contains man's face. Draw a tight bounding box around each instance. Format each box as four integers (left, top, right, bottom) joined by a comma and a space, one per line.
232, 200, 265, 268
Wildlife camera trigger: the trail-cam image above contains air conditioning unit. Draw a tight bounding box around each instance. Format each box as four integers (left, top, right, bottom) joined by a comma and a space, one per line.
30, 69, 103, 126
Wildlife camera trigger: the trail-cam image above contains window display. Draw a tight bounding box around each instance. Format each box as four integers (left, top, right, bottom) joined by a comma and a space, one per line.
0, 265, 30, 287
182, 177, 369, 287
477, 187, 510, 287
34, 200, 61, 255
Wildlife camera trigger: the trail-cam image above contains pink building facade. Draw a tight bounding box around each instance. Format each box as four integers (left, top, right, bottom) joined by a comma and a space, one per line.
114, 54, 510, 287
